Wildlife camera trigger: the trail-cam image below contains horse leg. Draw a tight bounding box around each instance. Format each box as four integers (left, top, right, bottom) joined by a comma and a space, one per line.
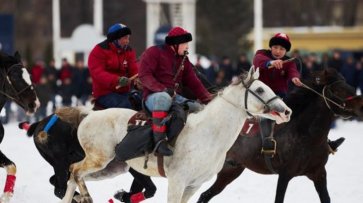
128, 168, 156, 201
307, 168, 330, 203
0, 150, 16, 203
70, 155, 110, 203
197, 165, 245, 203
167, 176, 187, 203
181, 185, 201, 203
115, 168, 157, 203
274, 174, 292, 203
61, 172, 78, 203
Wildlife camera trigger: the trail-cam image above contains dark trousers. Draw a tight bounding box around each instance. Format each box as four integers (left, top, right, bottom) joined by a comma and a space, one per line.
97, 92, 131, 109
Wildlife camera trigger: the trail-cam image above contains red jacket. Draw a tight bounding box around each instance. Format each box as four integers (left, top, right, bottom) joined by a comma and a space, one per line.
88, 40, 138, 98
139, 45, 211, 104
253, 49, 300, 94
31, 65, 44, 84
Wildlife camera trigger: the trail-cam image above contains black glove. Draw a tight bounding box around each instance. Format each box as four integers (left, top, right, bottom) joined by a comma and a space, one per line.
118, 76, 129, 87
164, 88, 175, 97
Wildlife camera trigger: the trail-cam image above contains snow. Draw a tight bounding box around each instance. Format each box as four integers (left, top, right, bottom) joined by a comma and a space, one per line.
0, 119, 362, 203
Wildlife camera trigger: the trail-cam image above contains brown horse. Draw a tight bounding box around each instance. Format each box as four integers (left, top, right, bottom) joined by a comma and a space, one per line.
197, 68, 363, 203
0, 51, 39, 202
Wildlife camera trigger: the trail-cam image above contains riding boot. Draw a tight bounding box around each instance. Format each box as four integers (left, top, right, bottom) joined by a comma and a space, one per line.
328, 137, 345, 153
152, 111, 173, 156
259, 118, 276, 157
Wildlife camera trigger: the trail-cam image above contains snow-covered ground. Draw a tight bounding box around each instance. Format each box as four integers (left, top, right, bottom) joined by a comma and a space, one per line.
0, 119, 362, 203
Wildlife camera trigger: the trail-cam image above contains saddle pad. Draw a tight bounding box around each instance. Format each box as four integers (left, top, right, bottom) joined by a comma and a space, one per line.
240, 118, 260, 137
128, 110, 151, 126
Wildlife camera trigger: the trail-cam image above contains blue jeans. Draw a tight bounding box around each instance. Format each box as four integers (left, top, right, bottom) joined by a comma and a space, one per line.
145, 92, 203, 112
97, 92, 131, 109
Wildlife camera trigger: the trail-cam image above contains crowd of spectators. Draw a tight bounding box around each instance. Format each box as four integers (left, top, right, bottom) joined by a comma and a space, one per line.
1, 57, 92, 123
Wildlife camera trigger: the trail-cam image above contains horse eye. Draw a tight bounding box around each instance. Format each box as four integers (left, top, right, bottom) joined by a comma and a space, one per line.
256, 87, 264, 94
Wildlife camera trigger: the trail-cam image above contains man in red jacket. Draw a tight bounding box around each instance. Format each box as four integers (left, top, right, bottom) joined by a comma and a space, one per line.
88, 23, 138, 108
253, 33, 344, 155
139, 26, 212, 156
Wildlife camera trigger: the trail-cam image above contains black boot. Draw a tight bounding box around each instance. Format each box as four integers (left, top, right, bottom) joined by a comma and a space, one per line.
153, 132, 173, 156
259, 118, 276, 157
328, 137, 345, 152
114, 189, 131, 203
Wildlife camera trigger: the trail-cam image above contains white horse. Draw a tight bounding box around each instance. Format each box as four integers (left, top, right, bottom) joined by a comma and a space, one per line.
61, 67, 292, 203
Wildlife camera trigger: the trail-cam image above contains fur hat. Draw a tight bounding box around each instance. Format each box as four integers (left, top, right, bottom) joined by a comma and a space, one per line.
269, 33, 291, 52
165, 27, 192, 45
107, 23, 131, 42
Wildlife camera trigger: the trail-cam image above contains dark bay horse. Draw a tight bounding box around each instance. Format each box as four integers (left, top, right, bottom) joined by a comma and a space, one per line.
197, 68, 363, 203
0, 51, 39, 202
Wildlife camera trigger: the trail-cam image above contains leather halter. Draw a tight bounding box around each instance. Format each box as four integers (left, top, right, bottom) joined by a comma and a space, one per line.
242, 79, 280, 117
0, 63, 34, 110
301, 80, 358, 119
218, 78, 280, 117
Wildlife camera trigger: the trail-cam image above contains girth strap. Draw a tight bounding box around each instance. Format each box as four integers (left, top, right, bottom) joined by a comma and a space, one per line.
157, 155, 166, 177
259, 118, 278, 174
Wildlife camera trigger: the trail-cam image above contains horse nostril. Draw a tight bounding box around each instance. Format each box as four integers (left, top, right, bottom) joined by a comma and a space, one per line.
28, 103, 35, 109
285, 110, 291, 116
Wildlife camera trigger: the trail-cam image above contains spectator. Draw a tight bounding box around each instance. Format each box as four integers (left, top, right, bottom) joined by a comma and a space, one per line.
43, 59, 59, 111
30, 59, 45, 84
72, 59, 92, 105
236, 53, 251, 73
328, 50, 343, 72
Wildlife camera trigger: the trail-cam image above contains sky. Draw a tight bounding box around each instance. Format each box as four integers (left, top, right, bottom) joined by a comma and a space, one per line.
0, 119, 362, 203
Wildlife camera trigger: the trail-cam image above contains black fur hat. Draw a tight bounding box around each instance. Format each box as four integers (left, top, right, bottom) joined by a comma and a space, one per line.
165, 27, 192, 45
269, 33, 291, 52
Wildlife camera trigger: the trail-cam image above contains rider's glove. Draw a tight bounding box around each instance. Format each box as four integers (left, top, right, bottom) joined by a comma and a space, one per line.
118, 76, 129, 87
164, 88, 175, 97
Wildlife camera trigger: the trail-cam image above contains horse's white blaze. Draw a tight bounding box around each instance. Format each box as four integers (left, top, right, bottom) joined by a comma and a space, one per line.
21, 68, 32, 86
61, 67, 292, 203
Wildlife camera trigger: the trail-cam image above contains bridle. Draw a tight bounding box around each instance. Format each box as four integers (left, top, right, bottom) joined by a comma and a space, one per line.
219, 76, 280, 116
0, 62, 34, 109
301, 80, 358, 119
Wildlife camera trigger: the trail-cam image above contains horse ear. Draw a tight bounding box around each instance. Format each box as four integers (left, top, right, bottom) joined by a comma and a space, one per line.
248, 66, 259, 80
14, 51, 21, 61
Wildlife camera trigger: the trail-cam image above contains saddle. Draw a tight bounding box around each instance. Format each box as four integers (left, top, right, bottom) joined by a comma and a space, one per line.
115, 102, 187, 162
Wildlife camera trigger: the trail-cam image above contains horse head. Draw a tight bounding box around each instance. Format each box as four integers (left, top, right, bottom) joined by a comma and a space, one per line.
231, 66, 292, 124
0, 51, 39, 114
309, 68, 363, 119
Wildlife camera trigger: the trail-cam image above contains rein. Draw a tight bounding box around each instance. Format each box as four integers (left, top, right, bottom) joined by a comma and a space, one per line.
300, 81, 354, 119
173, 51, 189, 91
0, 63, 33, 109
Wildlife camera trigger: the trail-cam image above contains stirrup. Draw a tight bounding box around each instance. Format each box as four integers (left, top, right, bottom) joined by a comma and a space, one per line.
152, 140, 173, 156
261, 137, 277, 158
